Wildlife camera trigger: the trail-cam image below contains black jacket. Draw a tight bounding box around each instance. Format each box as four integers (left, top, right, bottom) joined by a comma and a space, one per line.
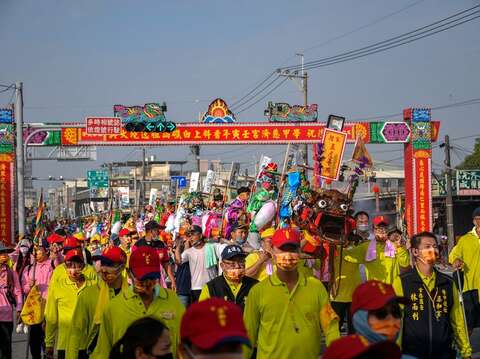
206, 275, 258, 311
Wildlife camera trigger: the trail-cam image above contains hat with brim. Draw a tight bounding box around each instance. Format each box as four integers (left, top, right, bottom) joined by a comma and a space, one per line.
0, 242, 14, 254
129, 246, 160, 280
323, 334, 401, 359
64, 248, 84, 262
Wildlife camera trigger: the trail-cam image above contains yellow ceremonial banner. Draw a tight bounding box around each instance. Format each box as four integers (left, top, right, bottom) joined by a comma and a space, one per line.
320, 128, 347, 181
20, 285, 45, 325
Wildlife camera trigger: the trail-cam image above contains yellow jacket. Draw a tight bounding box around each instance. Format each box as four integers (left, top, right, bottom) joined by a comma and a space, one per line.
449, 228, 480, 293
91, 286, 185, 358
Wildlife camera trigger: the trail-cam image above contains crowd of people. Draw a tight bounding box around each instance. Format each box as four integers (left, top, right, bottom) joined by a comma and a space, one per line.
0, 186, 479, 359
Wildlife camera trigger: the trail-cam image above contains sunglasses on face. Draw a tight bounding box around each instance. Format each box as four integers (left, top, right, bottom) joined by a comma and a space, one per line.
369, 301, 402, 319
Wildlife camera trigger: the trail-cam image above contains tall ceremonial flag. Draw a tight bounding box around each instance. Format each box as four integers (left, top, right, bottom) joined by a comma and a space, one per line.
33, 191, 45, 245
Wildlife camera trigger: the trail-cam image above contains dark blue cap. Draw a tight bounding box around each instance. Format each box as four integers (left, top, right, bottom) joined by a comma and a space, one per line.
473, 207, 480, 218
221, 245, 246, 260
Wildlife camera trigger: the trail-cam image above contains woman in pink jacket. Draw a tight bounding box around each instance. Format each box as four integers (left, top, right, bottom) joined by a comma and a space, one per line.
0, 242, 23, 359
22, 238, 54, 359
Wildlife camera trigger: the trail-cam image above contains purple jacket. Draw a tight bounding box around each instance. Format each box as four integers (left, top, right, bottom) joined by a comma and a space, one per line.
0, 264, 23, 322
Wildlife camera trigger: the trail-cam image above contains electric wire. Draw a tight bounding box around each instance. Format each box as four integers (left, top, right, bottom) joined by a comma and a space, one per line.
229, 71, 277, 108
230, 75, 281, 111
279, 5, 480, 71
235, 77, 289, 114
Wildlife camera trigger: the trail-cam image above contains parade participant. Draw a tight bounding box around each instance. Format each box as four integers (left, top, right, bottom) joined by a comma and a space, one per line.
45, 249, 92, 359
49, 236, 98, 287
350, 281, 409, 351
133, 220, 161, 248
46, 232, 64, 267
92, 246, 184, 358
0, 242, 23, 359
109, 317, 172, 359
243, 228, 340, 359
119, 228, 132, 254
174, 230, 192, 308
323, 334, 401, 359
344, 216, 409, 285
175, 225, 218, 303
394, 231, 472, 359
199, 245, 258, 310
449, 206, 480, 334
21, 238, 54, 359
13, 237, 32, 334
224, 186, 250, 240
68, 246, 128, 358
349, 211, 373, 243
244, 227, 275, 281
179, 298, 250, 359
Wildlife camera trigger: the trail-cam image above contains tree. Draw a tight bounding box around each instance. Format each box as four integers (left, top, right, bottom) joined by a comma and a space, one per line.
456, 138, 480, 170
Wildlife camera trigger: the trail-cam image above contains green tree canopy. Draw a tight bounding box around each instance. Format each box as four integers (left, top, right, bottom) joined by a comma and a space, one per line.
456, 138, 480, 170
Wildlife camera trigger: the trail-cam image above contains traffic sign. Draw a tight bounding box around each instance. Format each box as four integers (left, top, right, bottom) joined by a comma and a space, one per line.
457, 170, 480, 196
0, 109, 13, 124
87, 170, 109, 188
86, 117, 121, 135
380, 122, 411, 143
171, 176, 187, 188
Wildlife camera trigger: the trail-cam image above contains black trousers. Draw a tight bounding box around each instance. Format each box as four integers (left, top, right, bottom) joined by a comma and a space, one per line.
29, 323, 45, 359
0, 321, 13, 359
191, 289, 202, 303
331, 301, 354, 334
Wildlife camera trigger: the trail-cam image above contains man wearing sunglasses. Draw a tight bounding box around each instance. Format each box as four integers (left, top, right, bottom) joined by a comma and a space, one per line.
393, 231, 472, 359
199, 245, 258, 311
92, 246, 184, 359
344, 216, 409, 285
68, 246, 128, 358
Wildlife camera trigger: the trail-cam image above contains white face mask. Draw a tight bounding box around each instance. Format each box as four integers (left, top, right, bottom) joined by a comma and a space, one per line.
20, 247, 29, 255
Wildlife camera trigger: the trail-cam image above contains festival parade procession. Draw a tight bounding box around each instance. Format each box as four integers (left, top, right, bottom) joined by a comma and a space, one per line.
1, 1, 480, 359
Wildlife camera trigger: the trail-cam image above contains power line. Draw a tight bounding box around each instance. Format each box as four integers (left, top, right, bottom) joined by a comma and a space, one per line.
279, 5, 480, 72
236, 77, 289, 114
301, 0, 426, 53
230, 75, 281, 111
229, 71, 277, 108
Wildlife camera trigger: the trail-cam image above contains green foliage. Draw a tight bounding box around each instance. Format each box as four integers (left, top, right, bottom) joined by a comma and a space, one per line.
456, 138, 480, 170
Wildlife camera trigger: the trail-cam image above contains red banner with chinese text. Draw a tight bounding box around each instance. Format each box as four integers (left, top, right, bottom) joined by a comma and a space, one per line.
413, 151, 433, 234
0, 154, 14, 246
319, 128, 347, 181
61, 122, 370, 146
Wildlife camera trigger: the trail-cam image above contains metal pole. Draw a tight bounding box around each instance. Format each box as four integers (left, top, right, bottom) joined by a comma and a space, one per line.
444, 135, 455, 252
141, 148, 146, 208
15, 82, 25, 238
303, 73, 309, 166
74, 179, 77, 218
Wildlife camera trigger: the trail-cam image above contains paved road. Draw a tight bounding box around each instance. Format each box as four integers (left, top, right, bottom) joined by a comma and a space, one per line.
11, 328, 480, 358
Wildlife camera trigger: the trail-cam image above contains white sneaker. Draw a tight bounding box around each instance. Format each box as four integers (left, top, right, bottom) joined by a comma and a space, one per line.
23, 324, 28, 334
15, 323, 23, 333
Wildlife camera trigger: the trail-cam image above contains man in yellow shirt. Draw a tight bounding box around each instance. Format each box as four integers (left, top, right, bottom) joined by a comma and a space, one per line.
344, 216, 409, 285
244, 228, 275, 281
92, 246, 185, 358
449, 206, 480, 334
243, 228, 339, 359
68, 246, 128, 358
393, 231, 472, 359
45, 249, 94, 359
199, 245, 258, 310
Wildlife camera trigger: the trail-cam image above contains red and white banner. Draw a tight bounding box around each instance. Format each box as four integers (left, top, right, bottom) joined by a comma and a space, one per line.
0, 154, 14, 246
86, 117, 121, 135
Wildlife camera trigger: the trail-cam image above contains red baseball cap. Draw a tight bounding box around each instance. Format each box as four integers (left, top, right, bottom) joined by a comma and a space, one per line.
271, 228, 301, 249
64, 248, 84, 262
47, 233, 64, 244
372, 216, 389, 227
63, 236, 81, 251
351, 280, 409, 316
119, 228, 130, 237
180, 298, 250, 350
129, 246, 160, 280
323, 334, 401, 359
100, 246, 127, 265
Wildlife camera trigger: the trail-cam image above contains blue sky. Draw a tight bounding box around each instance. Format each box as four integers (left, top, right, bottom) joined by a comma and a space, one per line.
1, 0, 479, 182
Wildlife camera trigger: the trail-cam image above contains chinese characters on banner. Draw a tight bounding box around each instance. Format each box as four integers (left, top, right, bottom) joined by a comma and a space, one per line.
61, 123, 369, 146
403, 108, 434, 237
86, 117, 121, 135
319, 128, 347, 181
0, 154, 14, 246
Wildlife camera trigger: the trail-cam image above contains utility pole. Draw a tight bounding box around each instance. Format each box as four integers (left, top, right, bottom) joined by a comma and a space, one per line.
443, 135, 455, 252
278, 54, 309, 166
190, 145, 200, 172
141, 148, 146, 208
15, 82, 25, 238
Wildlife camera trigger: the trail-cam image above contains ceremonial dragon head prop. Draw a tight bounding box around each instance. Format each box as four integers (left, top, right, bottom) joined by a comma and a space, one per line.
294, 186, 356, 245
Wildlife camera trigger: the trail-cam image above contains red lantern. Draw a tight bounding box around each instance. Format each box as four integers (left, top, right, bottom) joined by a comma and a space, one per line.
372, 185, 380, 194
